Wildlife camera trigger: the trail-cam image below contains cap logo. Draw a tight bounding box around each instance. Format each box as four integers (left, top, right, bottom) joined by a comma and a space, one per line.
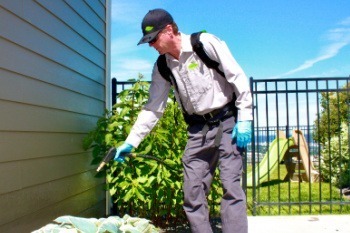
145, 26, 154, 32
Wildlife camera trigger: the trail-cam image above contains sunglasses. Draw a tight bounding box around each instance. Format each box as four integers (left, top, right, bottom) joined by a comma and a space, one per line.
149, 29, 164, 45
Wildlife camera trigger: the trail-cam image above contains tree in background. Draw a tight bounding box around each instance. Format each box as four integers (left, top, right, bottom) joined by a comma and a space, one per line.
313, 83, 349, 144
320, 123, 349, 188
313, 83, 349, 188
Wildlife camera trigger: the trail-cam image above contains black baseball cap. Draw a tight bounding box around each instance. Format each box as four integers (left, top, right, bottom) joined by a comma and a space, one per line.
137, 9, 174, 45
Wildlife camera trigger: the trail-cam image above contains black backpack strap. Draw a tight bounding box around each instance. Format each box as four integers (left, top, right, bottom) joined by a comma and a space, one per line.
191, 32, 226, 78
156, 54, 172, 83
156, 55, 180, 97
192, 32, 237, 116
156, 54, 189, 118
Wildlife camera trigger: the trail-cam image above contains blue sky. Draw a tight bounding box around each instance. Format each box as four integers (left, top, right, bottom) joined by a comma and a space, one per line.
110, 0, 350, 82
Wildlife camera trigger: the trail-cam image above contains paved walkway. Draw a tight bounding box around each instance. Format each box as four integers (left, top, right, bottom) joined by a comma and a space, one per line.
248, 215, 350, 233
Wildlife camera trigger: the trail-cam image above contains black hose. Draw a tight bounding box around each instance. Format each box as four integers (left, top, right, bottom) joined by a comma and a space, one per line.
96, 148, 181, 173
131, 153, 181, 173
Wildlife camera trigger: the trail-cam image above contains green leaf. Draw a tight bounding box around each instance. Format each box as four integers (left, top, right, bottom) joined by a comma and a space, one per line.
119, 225, 139, 233
83, 134, 94, 150
124, 188, 134, 202
137, 176, 148, 184
125, 125, 132, 134
134, 219, 151, 232
135, 189, 145, 202
141, 143, 153, 155
92, 146, 101, 158
164, 159, 176, 167
96, 216, 123, 233
54, 216, 97, 233
156, 169, 162, 184
119, 180, 129, 189
109, 186, 117, 196
146, 176, 156, 186
91, 157, 102, 165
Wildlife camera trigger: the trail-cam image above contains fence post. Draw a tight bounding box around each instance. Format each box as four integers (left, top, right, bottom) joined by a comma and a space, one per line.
112, 77, 117, 106
249, 76, 258, 215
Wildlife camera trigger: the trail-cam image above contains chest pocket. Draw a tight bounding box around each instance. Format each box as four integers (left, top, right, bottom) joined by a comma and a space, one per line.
185, 56, 213, 95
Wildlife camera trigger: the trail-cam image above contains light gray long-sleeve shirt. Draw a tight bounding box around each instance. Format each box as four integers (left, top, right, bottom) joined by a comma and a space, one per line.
126, 32, 252, 148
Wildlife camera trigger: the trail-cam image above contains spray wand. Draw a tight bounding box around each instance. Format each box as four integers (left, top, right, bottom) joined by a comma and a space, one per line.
96, 147, 180, 172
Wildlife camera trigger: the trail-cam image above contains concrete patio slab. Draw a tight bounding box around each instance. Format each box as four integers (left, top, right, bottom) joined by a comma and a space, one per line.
248, 215, 350, 233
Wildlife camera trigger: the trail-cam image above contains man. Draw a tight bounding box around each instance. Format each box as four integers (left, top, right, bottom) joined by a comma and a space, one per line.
114, 8, 252, 233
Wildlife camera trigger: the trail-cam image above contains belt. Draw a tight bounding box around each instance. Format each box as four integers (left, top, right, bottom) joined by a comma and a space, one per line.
187, 102, 234, 124
197, 105, 233, 148
202, 108, 224, 121
184, 100, 237, 148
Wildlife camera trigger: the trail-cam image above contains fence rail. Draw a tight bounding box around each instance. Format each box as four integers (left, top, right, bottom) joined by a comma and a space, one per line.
112, 76, 350, 215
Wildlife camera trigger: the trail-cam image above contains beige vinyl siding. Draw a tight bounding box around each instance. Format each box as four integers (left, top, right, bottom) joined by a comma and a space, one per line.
0, 0, 109, 232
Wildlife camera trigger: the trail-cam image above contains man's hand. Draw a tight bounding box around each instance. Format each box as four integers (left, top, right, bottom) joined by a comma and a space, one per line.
114, 143, 134, 162
231, 120, 252, 148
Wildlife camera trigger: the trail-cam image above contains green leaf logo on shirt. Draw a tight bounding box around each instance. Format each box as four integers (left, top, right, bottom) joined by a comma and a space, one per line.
188, 62, 199, 70
145, 26, 154, 32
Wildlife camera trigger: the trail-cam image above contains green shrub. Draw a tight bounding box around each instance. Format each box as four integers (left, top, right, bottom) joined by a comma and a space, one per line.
84, 75, 189, 228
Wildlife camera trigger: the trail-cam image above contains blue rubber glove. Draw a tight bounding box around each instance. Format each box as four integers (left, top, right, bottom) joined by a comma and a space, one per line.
114, 143, 133, 162
232, 121, 252, 148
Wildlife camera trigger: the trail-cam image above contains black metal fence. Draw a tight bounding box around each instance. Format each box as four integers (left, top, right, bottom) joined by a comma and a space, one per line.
112, 76, 350, 215
248, 77, 349, 215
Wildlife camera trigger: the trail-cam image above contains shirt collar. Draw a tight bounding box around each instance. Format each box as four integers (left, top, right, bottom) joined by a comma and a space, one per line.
180, 32, 193, 52
165, 32, 192, 61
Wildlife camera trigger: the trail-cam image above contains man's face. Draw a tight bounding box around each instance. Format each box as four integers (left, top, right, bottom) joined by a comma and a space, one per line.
148, 27, 170, 55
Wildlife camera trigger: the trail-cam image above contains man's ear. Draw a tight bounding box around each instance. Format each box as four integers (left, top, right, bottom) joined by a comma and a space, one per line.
165, 24, 172, 35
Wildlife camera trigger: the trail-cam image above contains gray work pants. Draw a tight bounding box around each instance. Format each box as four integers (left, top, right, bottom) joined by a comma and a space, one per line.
182, 116, 248, 233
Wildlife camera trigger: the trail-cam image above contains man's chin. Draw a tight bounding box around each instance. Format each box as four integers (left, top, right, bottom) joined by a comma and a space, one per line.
155, 48, 165, 55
